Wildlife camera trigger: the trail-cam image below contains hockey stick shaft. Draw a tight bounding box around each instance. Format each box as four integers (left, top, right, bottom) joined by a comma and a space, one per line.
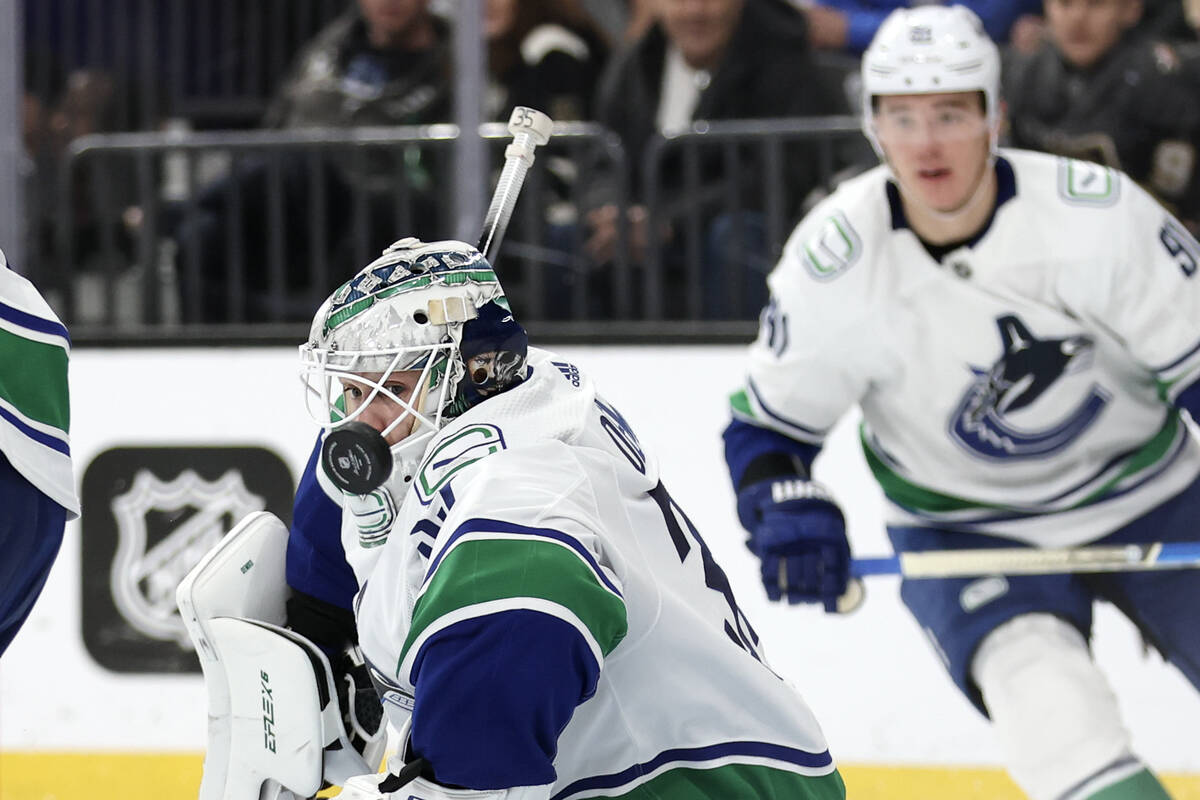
852, 541, 1200, 579
478, 106, 554, 265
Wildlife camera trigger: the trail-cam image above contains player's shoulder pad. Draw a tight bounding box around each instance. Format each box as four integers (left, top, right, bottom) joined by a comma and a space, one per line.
784, 165, 889, 283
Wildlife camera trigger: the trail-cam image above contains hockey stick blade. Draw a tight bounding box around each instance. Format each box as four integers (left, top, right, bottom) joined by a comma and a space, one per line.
852, 541, 1200, 579
477, 106, 553, 266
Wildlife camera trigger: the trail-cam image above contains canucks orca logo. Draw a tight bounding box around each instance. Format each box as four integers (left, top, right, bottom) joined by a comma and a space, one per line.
949, 315, 1110, 460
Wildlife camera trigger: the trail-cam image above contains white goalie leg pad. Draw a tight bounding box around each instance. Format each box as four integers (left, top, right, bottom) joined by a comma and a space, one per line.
176, 511, 385, 800
209, 617, 327, 798
177, 511, 293, 800
339, 767, 552, 800
972, 613, 1136, 800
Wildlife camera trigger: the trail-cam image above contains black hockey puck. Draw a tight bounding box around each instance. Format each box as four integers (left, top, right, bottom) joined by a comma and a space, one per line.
321, 421, 393, 495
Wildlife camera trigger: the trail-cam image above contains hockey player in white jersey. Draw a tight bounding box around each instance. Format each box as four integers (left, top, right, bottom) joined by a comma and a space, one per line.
723, 6, 1200, 800
286, 237, 844, 800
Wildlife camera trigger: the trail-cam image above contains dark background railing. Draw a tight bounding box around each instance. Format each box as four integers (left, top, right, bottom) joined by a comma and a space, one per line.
14, 1, 877, 346
46, 117, 870, 345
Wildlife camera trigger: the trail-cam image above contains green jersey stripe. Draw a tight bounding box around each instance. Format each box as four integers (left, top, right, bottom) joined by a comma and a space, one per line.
1078, 412, 1181, 505
729, 389, 754, 419
399, 537, 628, 671
0, 327, 70, 431
861, 413, 1183, 517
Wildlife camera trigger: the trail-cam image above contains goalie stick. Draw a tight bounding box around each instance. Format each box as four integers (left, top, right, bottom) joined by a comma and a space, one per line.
851, 540, 1200, 579
358, 104, 554, 797
478, 106, 553, 265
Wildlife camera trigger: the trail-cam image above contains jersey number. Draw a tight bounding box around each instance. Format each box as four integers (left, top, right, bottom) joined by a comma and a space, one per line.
595, 399, 764, 661
1160, 218, 1199, 278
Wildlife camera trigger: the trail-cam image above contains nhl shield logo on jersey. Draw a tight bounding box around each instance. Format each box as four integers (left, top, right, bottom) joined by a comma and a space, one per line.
111, 469, 267, 644
949, 315, 1111, 460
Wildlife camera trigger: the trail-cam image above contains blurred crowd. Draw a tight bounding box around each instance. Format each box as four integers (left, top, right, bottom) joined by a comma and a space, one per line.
19, 0, 1200, 324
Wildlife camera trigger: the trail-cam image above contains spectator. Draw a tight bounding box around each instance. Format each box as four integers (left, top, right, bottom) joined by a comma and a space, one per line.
577, 0, 659, 42
1134, 0, 1199, 40
801, 0, 1043, 53
480, 0, 610, 318
22, 51, 145, 310
170, 0, 453, 323
1004, 0, 1200, 231
586, 0, 854, 320
484, 0, 608, 123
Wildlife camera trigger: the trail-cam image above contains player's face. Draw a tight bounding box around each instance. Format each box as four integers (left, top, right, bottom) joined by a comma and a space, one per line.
658, 0, 746, 69
484, 0, 517, 39
357, 0, 429, 43
1045, 0, 1140, 70
874, 92, 992, 214
340, 369, 425, 447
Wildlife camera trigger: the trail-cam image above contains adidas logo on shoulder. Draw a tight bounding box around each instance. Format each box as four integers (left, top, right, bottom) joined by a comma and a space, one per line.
553, 361, 582, 388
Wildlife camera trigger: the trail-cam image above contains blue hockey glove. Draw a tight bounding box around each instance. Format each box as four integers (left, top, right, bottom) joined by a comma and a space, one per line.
737, 478, 850, 611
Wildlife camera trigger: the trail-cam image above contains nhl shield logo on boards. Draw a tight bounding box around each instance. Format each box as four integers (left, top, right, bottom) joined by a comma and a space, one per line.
110, 469, 265, 644
81, 446, 294, 673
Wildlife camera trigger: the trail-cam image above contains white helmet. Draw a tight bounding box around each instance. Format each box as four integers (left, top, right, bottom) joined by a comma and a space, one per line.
860, 5, 1001, 156
300, 238, 528, 494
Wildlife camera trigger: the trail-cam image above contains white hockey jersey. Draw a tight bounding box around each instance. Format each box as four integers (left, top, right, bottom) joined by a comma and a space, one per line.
346, 348, 843, 799
735, 149, 1200, 546
0, 249, 78, 517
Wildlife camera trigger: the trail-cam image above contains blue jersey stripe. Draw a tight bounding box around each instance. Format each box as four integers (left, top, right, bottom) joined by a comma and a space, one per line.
425, 518, 622, 598
0, 301, 70, 344
550, 741, 834, 800
1154, 336, 1200, 373
0, 404, 69, 455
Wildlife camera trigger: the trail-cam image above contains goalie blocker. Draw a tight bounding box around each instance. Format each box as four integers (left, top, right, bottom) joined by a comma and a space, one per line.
176, 511, 387, 800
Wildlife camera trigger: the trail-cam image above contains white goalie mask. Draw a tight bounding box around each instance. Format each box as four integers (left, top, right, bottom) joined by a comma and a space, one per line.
300, 238, 528, 493
860, 5, 1002, 159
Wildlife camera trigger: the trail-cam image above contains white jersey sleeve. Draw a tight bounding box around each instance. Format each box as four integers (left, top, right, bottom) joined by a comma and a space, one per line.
1057, 175, 1200, 405
0, 249, 78, 517
739, 171, 897, 444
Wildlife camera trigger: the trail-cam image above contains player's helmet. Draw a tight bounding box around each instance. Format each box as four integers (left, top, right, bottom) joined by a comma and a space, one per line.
300, 238, 527, 492
860, 5, 1001, 156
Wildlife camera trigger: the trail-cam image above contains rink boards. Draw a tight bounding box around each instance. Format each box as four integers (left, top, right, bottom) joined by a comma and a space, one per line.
1, 346, 1197, 800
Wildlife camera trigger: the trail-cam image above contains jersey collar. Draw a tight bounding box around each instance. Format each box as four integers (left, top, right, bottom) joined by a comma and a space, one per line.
886, 155, 1017, 257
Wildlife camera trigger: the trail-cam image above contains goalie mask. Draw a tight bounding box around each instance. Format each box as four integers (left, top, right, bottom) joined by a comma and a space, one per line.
300, 238, 528, 495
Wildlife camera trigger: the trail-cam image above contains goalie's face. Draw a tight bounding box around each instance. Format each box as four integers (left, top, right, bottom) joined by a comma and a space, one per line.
340, 369, 425, 446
